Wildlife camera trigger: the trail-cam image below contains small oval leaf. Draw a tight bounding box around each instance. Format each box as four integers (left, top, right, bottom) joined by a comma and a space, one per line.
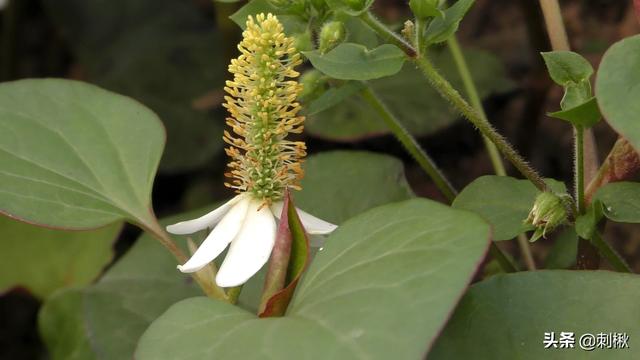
304, 43, 406, 81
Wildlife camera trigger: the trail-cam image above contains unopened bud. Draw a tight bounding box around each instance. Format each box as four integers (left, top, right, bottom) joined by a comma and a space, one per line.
292, 30, 313, 52
409, 0, 443, 19
525, 192, 570, 242
319, 20, 346, 54
299, 69, 327, 102
401, 20, 415, 43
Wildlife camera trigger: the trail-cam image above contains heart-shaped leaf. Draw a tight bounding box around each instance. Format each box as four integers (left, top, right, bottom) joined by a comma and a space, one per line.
593, 182, 640, 223
548, 97, 601, 128
430, 271, 640, 359
423, 0, 475, 45
453, 176, 566, 240
304, 43, 406, 81
306, 48, 512, 141
541, 51, 594, 86
42, 0, 226, 173
596, 34, 640, 151
135, 199, 491, 359
0, 79, 163, 229
295, 151, 414, 224
0, 217, 121, 299
38, 208, 207, 360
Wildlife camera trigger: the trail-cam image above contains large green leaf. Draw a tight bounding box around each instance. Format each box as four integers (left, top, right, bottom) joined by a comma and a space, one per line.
295, 151, 414, 224
596, 34, 640, 151
42, 0, 225, 172
304, 43, 406, 81
0, 79, 163, 229
453, 175, 566, 241
306, 48, 512, 141
38, 209, 206, 360
430, 271, 640, 359
136, 199, 491, 359
0, 217, 121, 298
594, 182, 640, 223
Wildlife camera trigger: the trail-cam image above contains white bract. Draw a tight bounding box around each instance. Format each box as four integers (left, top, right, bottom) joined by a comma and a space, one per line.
167, 194, 337, 287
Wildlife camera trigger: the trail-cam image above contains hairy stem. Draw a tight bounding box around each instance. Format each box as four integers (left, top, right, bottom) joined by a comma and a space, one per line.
360, 86, 457, 202
361, 11, 417, 57
447, 36, 537, 270
414, 56, 548, 191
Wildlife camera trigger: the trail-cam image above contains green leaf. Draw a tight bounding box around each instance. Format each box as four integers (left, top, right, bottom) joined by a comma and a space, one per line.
430, 271, 640, 359
453, 175, 566, 241
560, 80, 592, 110
596, 34, 640, 151
0, 79, 163, 229
0, 217, 120, 298
42, 0, 225, 173
304, 43, 406, 81
548, 96, 601, 128
325, 0, 374, 16
575, 200, 604, 239
306, 81, 366, 115
423, 0, 475, 45
136, 199, 491, 359
295, 151, 414, 224
229, 0, 306, 33
307, 47, 513, 141
541, 51, 594, 86
543, 227, 578, 269
38, 209, 206, 360
593, 182, 640, 223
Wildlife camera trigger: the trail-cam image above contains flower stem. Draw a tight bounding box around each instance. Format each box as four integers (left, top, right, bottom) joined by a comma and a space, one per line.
360, 86, 457, 202
574, 126, 585, 214
142, 219, 229, 301
590, 232, 632, 273
227, 286, 243, 304
489, 243, 518, 273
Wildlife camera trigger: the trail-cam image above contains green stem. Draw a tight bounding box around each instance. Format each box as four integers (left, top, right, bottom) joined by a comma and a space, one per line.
142, 219, 229, 301
360, 86, 457, 202
590, 232, 632, 273
361, 11, 547, 192
447, 37, 537, 270
447, 37, 507, 176
227, 286, 243, 304
489, 243, 518, 273
414, 56, 548, 192
360, 11, 417, 57
575, 126, 585, 214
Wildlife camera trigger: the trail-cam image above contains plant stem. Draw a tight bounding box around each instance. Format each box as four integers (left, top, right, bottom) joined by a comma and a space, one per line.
590, 232, 632, 273
227, 286, 243, 304
360, 86, 457, 202
446, 37, 507, 177
447, 36, 537, 270
538, 0, 570, 51
489, 243, 518, 273
142, 219, 228, 301
361, 11, 417, 57
414, 56, 548, 192
574, 126, 585, 214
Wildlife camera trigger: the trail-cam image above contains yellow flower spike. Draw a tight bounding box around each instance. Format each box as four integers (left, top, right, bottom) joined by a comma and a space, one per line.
224, 12, 305, 203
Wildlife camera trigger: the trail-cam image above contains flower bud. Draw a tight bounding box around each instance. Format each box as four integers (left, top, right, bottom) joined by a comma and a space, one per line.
409, 0, 443, 19
292, 30, 313, 53
299, 69, 327, 102
319, 20, 346, 54
525, 192, 570, 242
401, 20, 415, 43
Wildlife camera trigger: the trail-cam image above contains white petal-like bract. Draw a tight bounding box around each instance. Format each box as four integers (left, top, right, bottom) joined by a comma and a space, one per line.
177, 197, 250, 273
216, 200, 277, 287
271, 202, 338, 235
166, 194, 244, 235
